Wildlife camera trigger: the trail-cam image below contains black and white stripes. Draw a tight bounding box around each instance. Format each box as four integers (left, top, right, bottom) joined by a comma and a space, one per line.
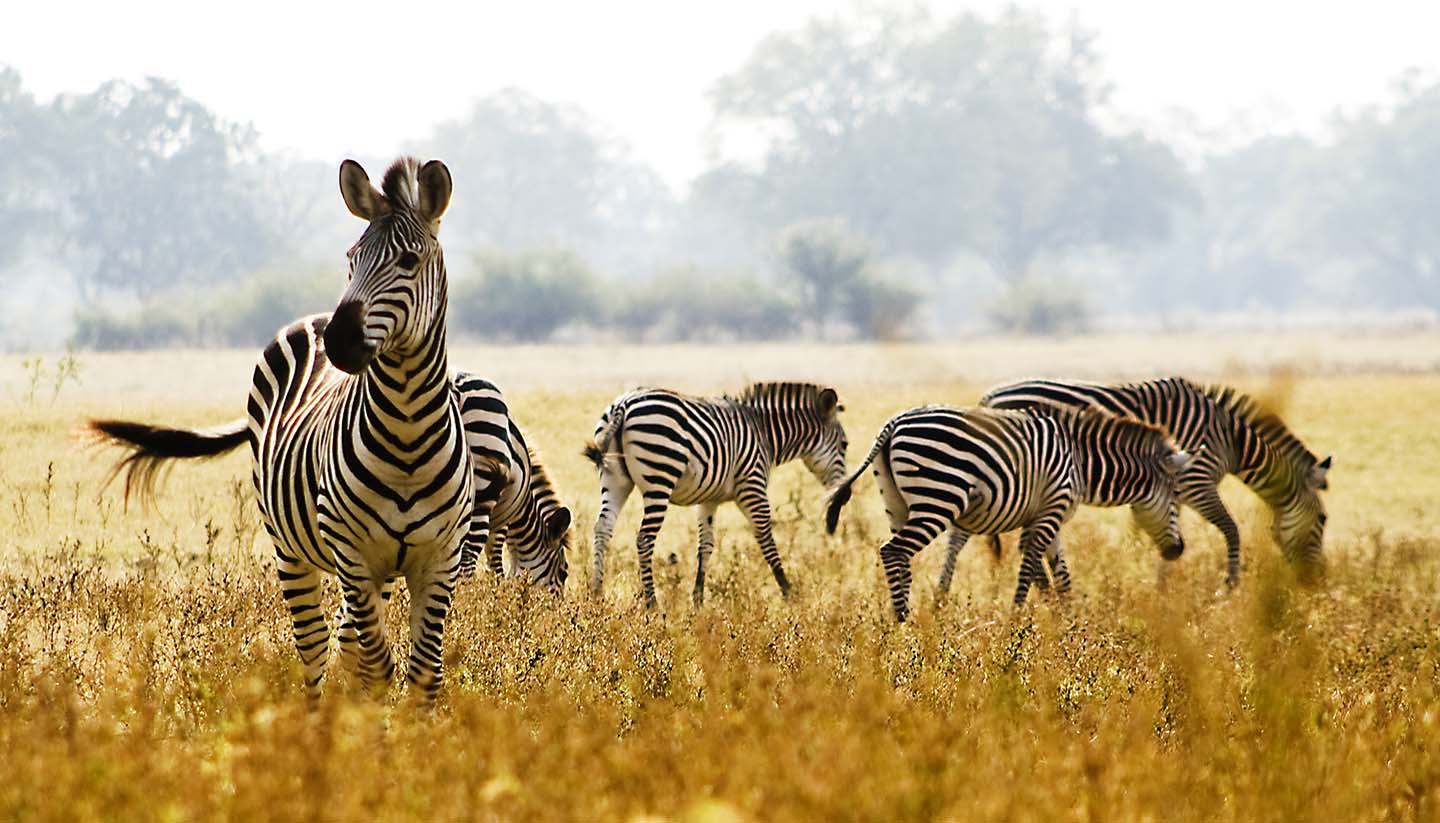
91, 157, 472, 702
981, 377, 1331, 585
584, 382, 848, 607
826, 405, 1190, 621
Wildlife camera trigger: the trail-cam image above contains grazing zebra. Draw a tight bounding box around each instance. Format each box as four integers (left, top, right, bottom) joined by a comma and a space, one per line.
584, 382, 848, 607
453, 372, 571, 594
89, 157, 473, 702
979, 377, 1331, 586
825, 405, 1190, 621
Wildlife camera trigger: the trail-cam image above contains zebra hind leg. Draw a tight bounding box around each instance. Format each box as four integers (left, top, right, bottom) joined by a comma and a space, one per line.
879, 517, 946, 622
692, 503, 719, 606
275, 550, 331, 703
1045, 538, 1072, 595
590, 464, 634, 597
936, 527, 972, 599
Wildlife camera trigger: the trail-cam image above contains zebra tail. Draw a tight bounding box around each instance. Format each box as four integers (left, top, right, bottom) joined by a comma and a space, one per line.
825, 427, 889, 535
85, 417, 250, 508
583, 401, 626, 469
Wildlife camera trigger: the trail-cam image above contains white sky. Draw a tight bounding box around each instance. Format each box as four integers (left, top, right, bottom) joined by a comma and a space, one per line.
4, 0, 1438, 187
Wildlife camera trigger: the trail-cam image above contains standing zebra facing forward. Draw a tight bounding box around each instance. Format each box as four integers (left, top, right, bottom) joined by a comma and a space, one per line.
90, 158, 472, 702
454, 373, 572, 593
826, 406, 1190, 621
585, 382, 848, 607
979, 377, 1331, 586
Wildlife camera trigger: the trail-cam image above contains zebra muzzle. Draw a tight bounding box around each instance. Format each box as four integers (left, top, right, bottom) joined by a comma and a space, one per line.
324, 301, 377, 374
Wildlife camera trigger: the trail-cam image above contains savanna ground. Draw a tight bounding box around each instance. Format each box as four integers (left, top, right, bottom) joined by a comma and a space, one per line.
1, 333, 1439, 822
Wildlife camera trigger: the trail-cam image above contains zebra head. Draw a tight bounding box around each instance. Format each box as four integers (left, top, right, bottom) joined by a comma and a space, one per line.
325, 157, 453, 375
1274, 454, 1330, 576
802, 387, 849, 489
1131, 447, 1192, 561
514, 506, 572, 595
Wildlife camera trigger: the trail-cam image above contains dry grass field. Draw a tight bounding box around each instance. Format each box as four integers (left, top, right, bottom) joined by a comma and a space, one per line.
1, 333, 1438, 821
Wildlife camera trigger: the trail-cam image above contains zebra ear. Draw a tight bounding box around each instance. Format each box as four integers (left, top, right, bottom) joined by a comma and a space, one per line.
339, 160, 389, 221
1311, 455, 1332, 489
545, 507, 572, 540
818, 388, 840, 420
416, 160, 453, 224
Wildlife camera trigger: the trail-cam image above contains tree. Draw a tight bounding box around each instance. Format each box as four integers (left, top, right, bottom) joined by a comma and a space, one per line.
0, 67, 57, 270
449, 249, 600, 342
46, 78, 281, 303
701, 8, 1194, 289
414, 89, 675, 276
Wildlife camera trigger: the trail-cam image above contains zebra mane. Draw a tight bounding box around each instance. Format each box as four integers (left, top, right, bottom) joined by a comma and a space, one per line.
1204, 383, 1319, 469
734, 381, 833, 410
1026, 404, 1180, 454
380, 156, 422, 211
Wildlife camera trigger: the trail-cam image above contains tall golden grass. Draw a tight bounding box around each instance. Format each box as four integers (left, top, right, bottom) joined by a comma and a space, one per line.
1, 339, 1437, 821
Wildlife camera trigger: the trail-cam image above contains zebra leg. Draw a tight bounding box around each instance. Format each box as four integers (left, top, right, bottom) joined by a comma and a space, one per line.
404, 564, 457, 704
692, 503, 720, 606
936, 527, 972, 598
459, 505, 492, 581
339, 573, 396, 697
1045, 538, 1072, 595
275, 548, 330, 702
486, 527, 508, 577
336, 577, 396, 683
1187, 484, 1242, 587
634, 491, 673, 608
590, 464, 635, 596
1013, 518, 1062, 606
736, 487, 791, 597
879, 516, 947, 622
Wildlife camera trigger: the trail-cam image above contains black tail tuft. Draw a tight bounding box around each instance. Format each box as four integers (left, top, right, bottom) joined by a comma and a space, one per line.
582, 443, 604, 469
86, 417, 249, 508
825, 483, 853, 535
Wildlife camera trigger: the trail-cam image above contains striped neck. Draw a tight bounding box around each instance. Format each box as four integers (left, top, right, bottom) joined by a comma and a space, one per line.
358, 314, 453, 446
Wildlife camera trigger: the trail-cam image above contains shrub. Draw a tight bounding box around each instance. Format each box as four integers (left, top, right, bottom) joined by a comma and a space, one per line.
450, 249, 601, 342
985, 274, 1093, 335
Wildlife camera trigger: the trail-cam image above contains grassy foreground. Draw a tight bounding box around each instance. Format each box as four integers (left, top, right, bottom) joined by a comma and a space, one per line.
1, 337, 1438, 821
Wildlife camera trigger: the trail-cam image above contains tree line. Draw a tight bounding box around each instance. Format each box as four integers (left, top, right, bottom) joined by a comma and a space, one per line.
2, 7, 1438, 350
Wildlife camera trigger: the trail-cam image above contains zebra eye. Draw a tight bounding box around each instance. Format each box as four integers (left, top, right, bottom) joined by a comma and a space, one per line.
397, 251, 420, 269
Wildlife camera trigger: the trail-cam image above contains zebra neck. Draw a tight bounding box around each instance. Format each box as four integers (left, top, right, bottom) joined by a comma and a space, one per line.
745, 406, 800, 465
358, 321, 454, 444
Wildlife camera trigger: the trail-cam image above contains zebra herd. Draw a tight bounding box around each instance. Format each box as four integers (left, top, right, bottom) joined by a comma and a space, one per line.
87, 157, 1332, 701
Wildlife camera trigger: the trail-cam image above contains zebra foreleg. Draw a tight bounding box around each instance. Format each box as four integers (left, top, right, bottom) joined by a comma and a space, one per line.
1186, 484, 1242, 588
879, 516, 947, 622
1045, 538, 1072, 595
404, 563, 457, 704
736, 487, 791, 598
936, 526, 972, 598
590, 466, 634, 597
339, 573, 397, 698
692, 503, 720, 606
459, 505, 492, 581
275, 549, 331, 702
336, 577, 396, 685
1013, 518, 1063, 606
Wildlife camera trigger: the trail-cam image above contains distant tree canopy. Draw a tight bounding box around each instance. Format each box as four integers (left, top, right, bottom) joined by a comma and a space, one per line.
699, 8, 1194, 283
413, 89, 675, 277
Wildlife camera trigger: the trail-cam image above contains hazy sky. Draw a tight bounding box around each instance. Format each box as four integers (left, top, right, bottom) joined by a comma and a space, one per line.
4, 0, 1437, 187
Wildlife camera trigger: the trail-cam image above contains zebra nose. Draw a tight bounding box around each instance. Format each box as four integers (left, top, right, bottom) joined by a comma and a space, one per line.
324, 301, 375, 374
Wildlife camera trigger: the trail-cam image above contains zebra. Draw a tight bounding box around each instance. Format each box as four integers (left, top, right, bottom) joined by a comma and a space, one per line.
825, 405, 1191, 621
88, 157, 473, 702
584, 382, 848, 607
977, 377, 1331, 586
453, 372, 571, 594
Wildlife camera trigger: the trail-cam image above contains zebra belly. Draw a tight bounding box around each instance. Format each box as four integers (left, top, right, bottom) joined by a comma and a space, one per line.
668, 461, 738, 506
